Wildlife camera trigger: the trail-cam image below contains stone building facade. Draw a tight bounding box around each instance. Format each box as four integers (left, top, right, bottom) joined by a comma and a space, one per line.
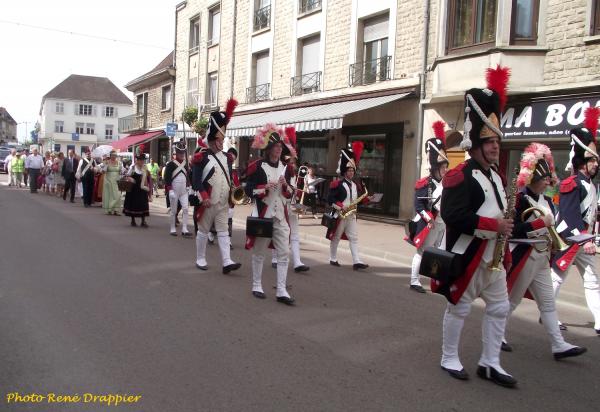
174, 0, 424, 219
0, 107, 17, 145
117, 52, 176, 166
421, 0, 600, 180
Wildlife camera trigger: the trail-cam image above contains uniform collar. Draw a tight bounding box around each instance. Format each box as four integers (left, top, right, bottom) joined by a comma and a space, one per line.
578, 170, 591, 182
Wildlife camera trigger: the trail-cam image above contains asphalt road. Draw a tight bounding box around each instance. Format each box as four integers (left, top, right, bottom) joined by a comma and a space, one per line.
1, 177, 599, 412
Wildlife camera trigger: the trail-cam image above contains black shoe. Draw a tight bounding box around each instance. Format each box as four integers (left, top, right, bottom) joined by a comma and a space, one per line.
196, 263, 208, 270
170, 232, 178, 237
410, 285, 426, 294
441, 366, 469, 381
181, 232, 192, 238
294, 265, 310, 273
70, 200, 75, 203
476, 366, 517, 388
271, 262, 277, 269
554, 346, 587, 360
252, 291, 266, 299
330, 260, 340, 267
595, 329, 600, 336
501, 342, 513, 352
131, 221, 137, 227
141, 222, 148, 228
276, 296, 295, 306
353, 263, 369, 270
559, 323, 568, 331
223, 263, 242, 274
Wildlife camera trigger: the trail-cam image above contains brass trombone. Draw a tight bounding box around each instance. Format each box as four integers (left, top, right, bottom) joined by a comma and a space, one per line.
521, 206, 569, 252
230, 185, 250, 205
290, 165, 310, 214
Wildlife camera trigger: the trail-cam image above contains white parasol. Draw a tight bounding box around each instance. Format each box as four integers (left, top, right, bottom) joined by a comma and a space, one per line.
92, 145, 114, 158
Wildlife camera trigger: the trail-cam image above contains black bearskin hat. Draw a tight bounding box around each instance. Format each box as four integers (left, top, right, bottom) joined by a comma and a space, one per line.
567, 107, 599, 171
206, 98, 238, 141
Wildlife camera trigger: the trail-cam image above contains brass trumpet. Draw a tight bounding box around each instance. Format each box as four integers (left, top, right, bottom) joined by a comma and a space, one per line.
521, 206, 569, 252
230, 185, 250, 205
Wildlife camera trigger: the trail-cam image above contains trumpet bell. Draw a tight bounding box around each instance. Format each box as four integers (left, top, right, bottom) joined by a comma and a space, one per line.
230, 186, 250, 205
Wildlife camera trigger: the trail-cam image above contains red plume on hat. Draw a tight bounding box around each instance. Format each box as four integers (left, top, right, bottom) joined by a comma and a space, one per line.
432, 120, 446, 146
284, 126, 297, 148
584, 106, 600, 144
351, 141, 364, 165
224, 98, 238, 124
486, 65, 511, 112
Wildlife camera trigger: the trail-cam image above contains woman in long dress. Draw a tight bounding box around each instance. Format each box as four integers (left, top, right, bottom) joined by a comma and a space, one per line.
123, 154, 152, 227
44, 152, 55, 194
54, 153, 65, 197
102, 150, 123, 215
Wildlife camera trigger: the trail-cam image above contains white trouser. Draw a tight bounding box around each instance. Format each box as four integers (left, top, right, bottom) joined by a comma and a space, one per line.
196, 201, 234, 267
169, 181, 189, 233
441, 262, 511, 374
7, 167, 13, 185
271, 212, 304, 268
410, 220, 445, 286
552, 248, 600, 330
329, 215, 363, 264
252, 217, 291, 298
507, 250, 575, 353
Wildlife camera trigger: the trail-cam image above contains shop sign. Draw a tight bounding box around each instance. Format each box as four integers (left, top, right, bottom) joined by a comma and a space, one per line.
501, 95, 600, 139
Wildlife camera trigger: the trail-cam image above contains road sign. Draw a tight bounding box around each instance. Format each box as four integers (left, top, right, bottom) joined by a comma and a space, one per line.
165, 123, 178, 138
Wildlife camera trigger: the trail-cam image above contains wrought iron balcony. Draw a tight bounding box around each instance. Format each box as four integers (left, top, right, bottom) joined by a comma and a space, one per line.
246, 83, 271, 104
299, 0, 321, 14
290, 71, 322, 96
349, 56, 392, 87
118, 114, 147, 133
254, 5, 271, 32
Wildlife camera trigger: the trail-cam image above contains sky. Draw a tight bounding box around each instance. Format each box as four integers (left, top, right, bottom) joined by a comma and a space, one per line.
0, 0, 180, 141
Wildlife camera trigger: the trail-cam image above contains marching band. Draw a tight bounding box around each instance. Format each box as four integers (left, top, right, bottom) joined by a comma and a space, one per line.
157, 77, 599, 388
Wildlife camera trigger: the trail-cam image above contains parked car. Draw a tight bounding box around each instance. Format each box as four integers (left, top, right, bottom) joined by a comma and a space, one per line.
0, 148, 11, 173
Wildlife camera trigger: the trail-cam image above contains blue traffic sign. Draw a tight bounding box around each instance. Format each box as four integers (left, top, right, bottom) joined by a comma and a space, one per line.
165, 122, 178, 137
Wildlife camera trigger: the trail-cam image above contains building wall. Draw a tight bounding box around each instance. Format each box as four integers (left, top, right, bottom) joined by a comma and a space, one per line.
0, 111, 17, 143
130, 81, 174, 130
40, 98, 133, 153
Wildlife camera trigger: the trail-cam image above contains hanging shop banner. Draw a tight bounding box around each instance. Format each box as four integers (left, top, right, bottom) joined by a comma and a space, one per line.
501, 95, 600, 139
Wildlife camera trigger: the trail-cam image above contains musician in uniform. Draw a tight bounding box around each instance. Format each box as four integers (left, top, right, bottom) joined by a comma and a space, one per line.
406, 121, 449, 293
245, 124, 295, 305
326, 143, 371, 270
503, 143, 586, 359
164, 144, 191, 237
270, 128, 310, 272
434, 66, 517, 387
192, 99, 242, 274
551, 107, 600, 335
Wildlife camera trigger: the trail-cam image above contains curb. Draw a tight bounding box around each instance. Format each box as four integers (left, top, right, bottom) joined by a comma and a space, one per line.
150, 197, 410, 265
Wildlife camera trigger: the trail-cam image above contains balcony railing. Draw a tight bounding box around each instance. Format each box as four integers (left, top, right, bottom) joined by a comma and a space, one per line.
290, 71, 322, 96
299, 0, 321, 14
349, 56, 392, 87
246, 83, 271, 104
254, 5, 271, 32
118, 114, 147, 133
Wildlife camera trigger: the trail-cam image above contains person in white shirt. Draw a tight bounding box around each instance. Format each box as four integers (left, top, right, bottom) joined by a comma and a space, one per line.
5, 149, 15, 186
25, 147, 44, 193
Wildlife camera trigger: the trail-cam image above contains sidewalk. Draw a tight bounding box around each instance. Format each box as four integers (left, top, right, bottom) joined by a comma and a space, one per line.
149, 197, 411, 265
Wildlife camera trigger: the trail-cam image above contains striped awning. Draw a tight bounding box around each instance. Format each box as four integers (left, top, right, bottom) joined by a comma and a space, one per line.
226, 93, 410, 137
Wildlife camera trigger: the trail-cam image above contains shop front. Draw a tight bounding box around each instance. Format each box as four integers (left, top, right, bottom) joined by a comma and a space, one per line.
500, 93, 600, 183
226, 92, 419, 220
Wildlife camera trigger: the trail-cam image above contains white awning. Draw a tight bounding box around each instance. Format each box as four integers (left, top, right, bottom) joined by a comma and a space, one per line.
226, 93, 410, 137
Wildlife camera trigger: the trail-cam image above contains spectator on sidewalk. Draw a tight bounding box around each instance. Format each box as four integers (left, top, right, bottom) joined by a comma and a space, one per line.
11, 151, 25, 188
62, 149, 78, 203
45, 152, 56, 194
25, 147, 44, 193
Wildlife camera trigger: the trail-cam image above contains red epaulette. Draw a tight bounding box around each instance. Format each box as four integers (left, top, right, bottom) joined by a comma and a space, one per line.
191, 151, 204, 165
560, 175, 577, 194
415, 177, 429, 190
442, 162, 466, 188
245, 159, 261, 177
330, 179, 341, 189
